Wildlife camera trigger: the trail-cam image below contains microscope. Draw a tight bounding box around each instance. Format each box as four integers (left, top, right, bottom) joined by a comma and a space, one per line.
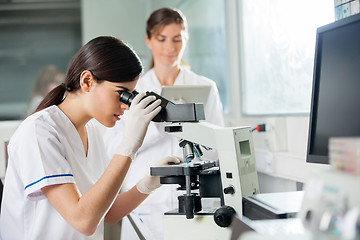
119, 90, 260, 239
151, 122, 260, 239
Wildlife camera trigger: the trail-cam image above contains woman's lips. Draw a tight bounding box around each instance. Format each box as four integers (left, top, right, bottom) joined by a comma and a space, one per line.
114, 114, 121, 120
164, 54, 176, 59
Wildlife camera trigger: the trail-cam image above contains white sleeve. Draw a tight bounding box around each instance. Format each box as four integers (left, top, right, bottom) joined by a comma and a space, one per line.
11, 120, 75, 201
204, 82, 225, 126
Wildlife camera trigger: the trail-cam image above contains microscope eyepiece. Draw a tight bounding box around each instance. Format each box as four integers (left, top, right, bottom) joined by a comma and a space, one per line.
118, 90, 139, 106
118, 89, 205, 122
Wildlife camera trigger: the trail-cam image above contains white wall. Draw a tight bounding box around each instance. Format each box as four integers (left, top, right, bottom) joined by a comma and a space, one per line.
81, 0, 151, 65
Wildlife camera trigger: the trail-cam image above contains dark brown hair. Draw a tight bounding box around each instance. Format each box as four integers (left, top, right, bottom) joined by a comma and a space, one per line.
34, 36, 143, 113
146, 8, 188, 69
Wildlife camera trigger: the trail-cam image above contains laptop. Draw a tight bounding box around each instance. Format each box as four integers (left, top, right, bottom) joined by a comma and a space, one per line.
160, 85, 211, 107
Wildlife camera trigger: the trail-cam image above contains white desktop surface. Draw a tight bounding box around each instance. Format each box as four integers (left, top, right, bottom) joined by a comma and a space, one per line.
248, 191, 303, 214
240, 231, 346, 240
239, 231, 311, 240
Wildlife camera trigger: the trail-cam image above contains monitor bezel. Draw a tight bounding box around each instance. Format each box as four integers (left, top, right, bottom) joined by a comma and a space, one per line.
306, 13, 360, 164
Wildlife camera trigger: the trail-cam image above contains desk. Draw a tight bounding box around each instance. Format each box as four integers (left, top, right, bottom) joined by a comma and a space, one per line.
243, 191, 303, 220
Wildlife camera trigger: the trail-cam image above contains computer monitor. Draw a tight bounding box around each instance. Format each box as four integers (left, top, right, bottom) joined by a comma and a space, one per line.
306, 13, 360, 164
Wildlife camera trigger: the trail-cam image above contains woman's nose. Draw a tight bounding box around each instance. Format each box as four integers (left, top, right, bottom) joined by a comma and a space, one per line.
165, 41, 175, 52
120, 102, 129, 110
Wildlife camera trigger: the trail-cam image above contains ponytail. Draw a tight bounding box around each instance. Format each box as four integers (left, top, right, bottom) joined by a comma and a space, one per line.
33, 84, 66, 114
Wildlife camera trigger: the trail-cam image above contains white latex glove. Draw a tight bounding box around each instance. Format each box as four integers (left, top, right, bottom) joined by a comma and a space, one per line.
136, 156, 184, 194
115, 92, 161, 160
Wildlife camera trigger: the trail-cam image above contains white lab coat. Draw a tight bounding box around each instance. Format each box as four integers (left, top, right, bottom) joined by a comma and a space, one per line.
0, 106, 107, 240
103, 67, 224, 240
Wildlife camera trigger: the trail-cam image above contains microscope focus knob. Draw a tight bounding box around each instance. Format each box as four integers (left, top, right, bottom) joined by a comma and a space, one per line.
224, 186, 235, 195
213, 205, 236, 228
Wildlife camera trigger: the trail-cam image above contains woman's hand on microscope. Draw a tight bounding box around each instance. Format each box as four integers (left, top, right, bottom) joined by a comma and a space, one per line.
136, 156, 184, 194
115, 93, 162, 160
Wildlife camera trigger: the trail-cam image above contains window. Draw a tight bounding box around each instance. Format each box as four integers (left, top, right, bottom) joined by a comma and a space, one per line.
0, 1, 81, 120
239, 0, 334, 115
176, 0, 228, 112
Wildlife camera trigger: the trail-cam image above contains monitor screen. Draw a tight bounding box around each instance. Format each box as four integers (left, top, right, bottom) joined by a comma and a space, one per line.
306, 13, 360, 164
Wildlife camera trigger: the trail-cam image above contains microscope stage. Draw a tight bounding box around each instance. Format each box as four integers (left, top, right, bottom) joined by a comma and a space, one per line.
150, 160, 217, 176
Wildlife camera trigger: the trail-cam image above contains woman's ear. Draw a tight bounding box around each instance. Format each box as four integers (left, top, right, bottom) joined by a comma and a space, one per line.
79, 70, 94, 92
144, 35, 152, 50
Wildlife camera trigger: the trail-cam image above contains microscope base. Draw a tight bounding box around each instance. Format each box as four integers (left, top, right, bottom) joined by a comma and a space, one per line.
163, 214, 231, 240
